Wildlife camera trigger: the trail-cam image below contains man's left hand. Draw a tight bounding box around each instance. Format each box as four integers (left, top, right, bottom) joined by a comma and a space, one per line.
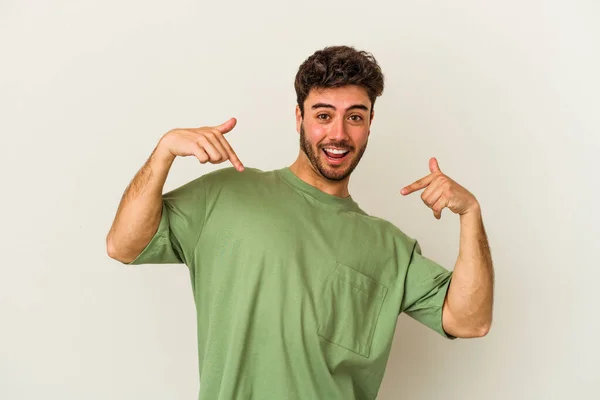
400, 158, 479, 219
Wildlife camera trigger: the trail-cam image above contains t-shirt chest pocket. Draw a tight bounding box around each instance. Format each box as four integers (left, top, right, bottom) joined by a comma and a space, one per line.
317, 261, 388, 358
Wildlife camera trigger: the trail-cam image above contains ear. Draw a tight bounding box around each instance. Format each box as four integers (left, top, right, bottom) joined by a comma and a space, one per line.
295, 105, 302, 134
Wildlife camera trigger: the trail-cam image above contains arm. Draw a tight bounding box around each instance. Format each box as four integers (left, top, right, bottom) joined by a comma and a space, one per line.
401, 157, 495, 338
106, 145, 175, 263
442, 203, 494, 338
106, 117, 244, 264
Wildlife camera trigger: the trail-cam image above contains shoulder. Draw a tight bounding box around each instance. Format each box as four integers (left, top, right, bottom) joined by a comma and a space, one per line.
164, 167, 268, 198
178, 166, 268, 191
202, 166, 267, 183
199, 166, 279, 200
350, 211, 416, 249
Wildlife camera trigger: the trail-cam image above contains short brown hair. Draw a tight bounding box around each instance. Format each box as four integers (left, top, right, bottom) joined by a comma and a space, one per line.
294, 45, 385, 117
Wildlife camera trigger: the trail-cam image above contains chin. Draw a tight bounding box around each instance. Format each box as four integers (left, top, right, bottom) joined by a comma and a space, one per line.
318, 157, 353, 181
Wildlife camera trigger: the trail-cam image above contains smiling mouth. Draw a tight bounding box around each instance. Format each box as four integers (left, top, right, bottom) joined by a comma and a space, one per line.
322, 148, 350, 160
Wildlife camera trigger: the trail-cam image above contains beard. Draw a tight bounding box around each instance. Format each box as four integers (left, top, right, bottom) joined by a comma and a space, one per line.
299, 123, 367, 182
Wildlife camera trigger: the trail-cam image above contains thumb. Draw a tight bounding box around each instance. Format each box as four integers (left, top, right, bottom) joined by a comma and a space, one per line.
429, 157, 441, 173
214, 117, 237, 134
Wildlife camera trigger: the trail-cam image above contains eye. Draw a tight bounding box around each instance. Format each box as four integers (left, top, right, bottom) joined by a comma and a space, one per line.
317, 114, 330, 120
349, 115, 363, 122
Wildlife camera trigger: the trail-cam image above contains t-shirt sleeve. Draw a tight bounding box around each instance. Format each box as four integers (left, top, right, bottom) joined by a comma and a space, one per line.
125, 176, 207, 266
400, 240, 456, 340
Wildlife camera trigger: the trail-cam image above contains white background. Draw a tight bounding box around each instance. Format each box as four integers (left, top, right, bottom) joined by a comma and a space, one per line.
1, 0, 598, 399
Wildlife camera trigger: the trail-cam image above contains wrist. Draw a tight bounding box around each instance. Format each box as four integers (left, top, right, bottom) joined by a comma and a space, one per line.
154, 137, 177, 166
460, 201, 481, 217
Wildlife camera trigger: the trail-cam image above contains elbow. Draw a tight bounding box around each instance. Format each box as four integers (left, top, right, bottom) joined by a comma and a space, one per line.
451, 322, 491, 339
106, 234, 134, 264
443, 305, 493, 338
469, 316, 493, 338
106, 234, 117, 259
451, 323, 491, 339
475, 322, 491, 337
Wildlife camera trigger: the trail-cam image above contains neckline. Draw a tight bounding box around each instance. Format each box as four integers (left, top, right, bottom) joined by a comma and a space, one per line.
276, 167, 359, 209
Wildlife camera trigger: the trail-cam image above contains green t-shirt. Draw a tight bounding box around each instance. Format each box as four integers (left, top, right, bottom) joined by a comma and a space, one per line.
126, 166, 454, 400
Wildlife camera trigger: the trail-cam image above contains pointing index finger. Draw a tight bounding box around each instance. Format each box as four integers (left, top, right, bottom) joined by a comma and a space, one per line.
216, 134, 244, 172
401, 173, 434, 195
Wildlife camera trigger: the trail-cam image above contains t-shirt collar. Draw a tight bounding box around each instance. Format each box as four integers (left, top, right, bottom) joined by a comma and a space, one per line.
276, 167, 359, 209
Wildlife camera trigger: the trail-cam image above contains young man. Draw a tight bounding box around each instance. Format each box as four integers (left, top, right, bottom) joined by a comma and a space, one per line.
107, 45, 494, 400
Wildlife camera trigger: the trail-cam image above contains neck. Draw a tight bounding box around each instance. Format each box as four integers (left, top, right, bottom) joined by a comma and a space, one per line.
289, 154, 351, 198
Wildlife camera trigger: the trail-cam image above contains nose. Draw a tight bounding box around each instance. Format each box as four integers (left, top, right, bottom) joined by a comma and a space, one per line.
328, 117, 350, 141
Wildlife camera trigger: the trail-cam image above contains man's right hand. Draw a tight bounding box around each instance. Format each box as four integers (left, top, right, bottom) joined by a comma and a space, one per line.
157, 117, 244, 172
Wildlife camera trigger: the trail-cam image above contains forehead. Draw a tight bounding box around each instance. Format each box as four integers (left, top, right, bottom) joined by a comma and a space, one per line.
305, 85, 370, 110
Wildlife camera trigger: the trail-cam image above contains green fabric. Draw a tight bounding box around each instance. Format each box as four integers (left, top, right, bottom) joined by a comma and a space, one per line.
127, 166, 454, 400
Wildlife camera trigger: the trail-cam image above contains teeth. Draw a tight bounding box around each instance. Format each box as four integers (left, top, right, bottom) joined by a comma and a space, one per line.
325, 148, 349, 154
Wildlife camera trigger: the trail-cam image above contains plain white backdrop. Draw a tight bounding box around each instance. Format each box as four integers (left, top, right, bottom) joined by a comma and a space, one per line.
1, 0, 598, 399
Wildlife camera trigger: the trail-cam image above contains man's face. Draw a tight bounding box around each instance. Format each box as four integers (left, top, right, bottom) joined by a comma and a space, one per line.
296, 85, 373, 181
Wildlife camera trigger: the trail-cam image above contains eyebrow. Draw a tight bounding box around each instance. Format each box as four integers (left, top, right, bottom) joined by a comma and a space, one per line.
311, 103, 370, 112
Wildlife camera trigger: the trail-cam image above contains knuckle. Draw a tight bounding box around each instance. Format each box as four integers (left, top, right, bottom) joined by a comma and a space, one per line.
196, 134, 208, 144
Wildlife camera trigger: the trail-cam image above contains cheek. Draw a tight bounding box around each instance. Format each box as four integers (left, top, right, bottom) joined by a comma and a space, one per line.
304, 123, 328, 142
349, 127, 369, 144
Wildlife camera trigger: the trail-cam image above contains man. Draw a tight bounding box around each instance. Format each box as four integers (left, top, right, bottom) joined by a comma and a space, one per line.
107, 45, 494, 400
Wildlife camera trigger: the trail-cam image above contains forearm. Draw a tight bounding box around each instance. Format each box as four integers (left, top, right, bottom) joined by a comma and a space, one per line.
106, 143, 176, 263
444, 203, 494, 336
